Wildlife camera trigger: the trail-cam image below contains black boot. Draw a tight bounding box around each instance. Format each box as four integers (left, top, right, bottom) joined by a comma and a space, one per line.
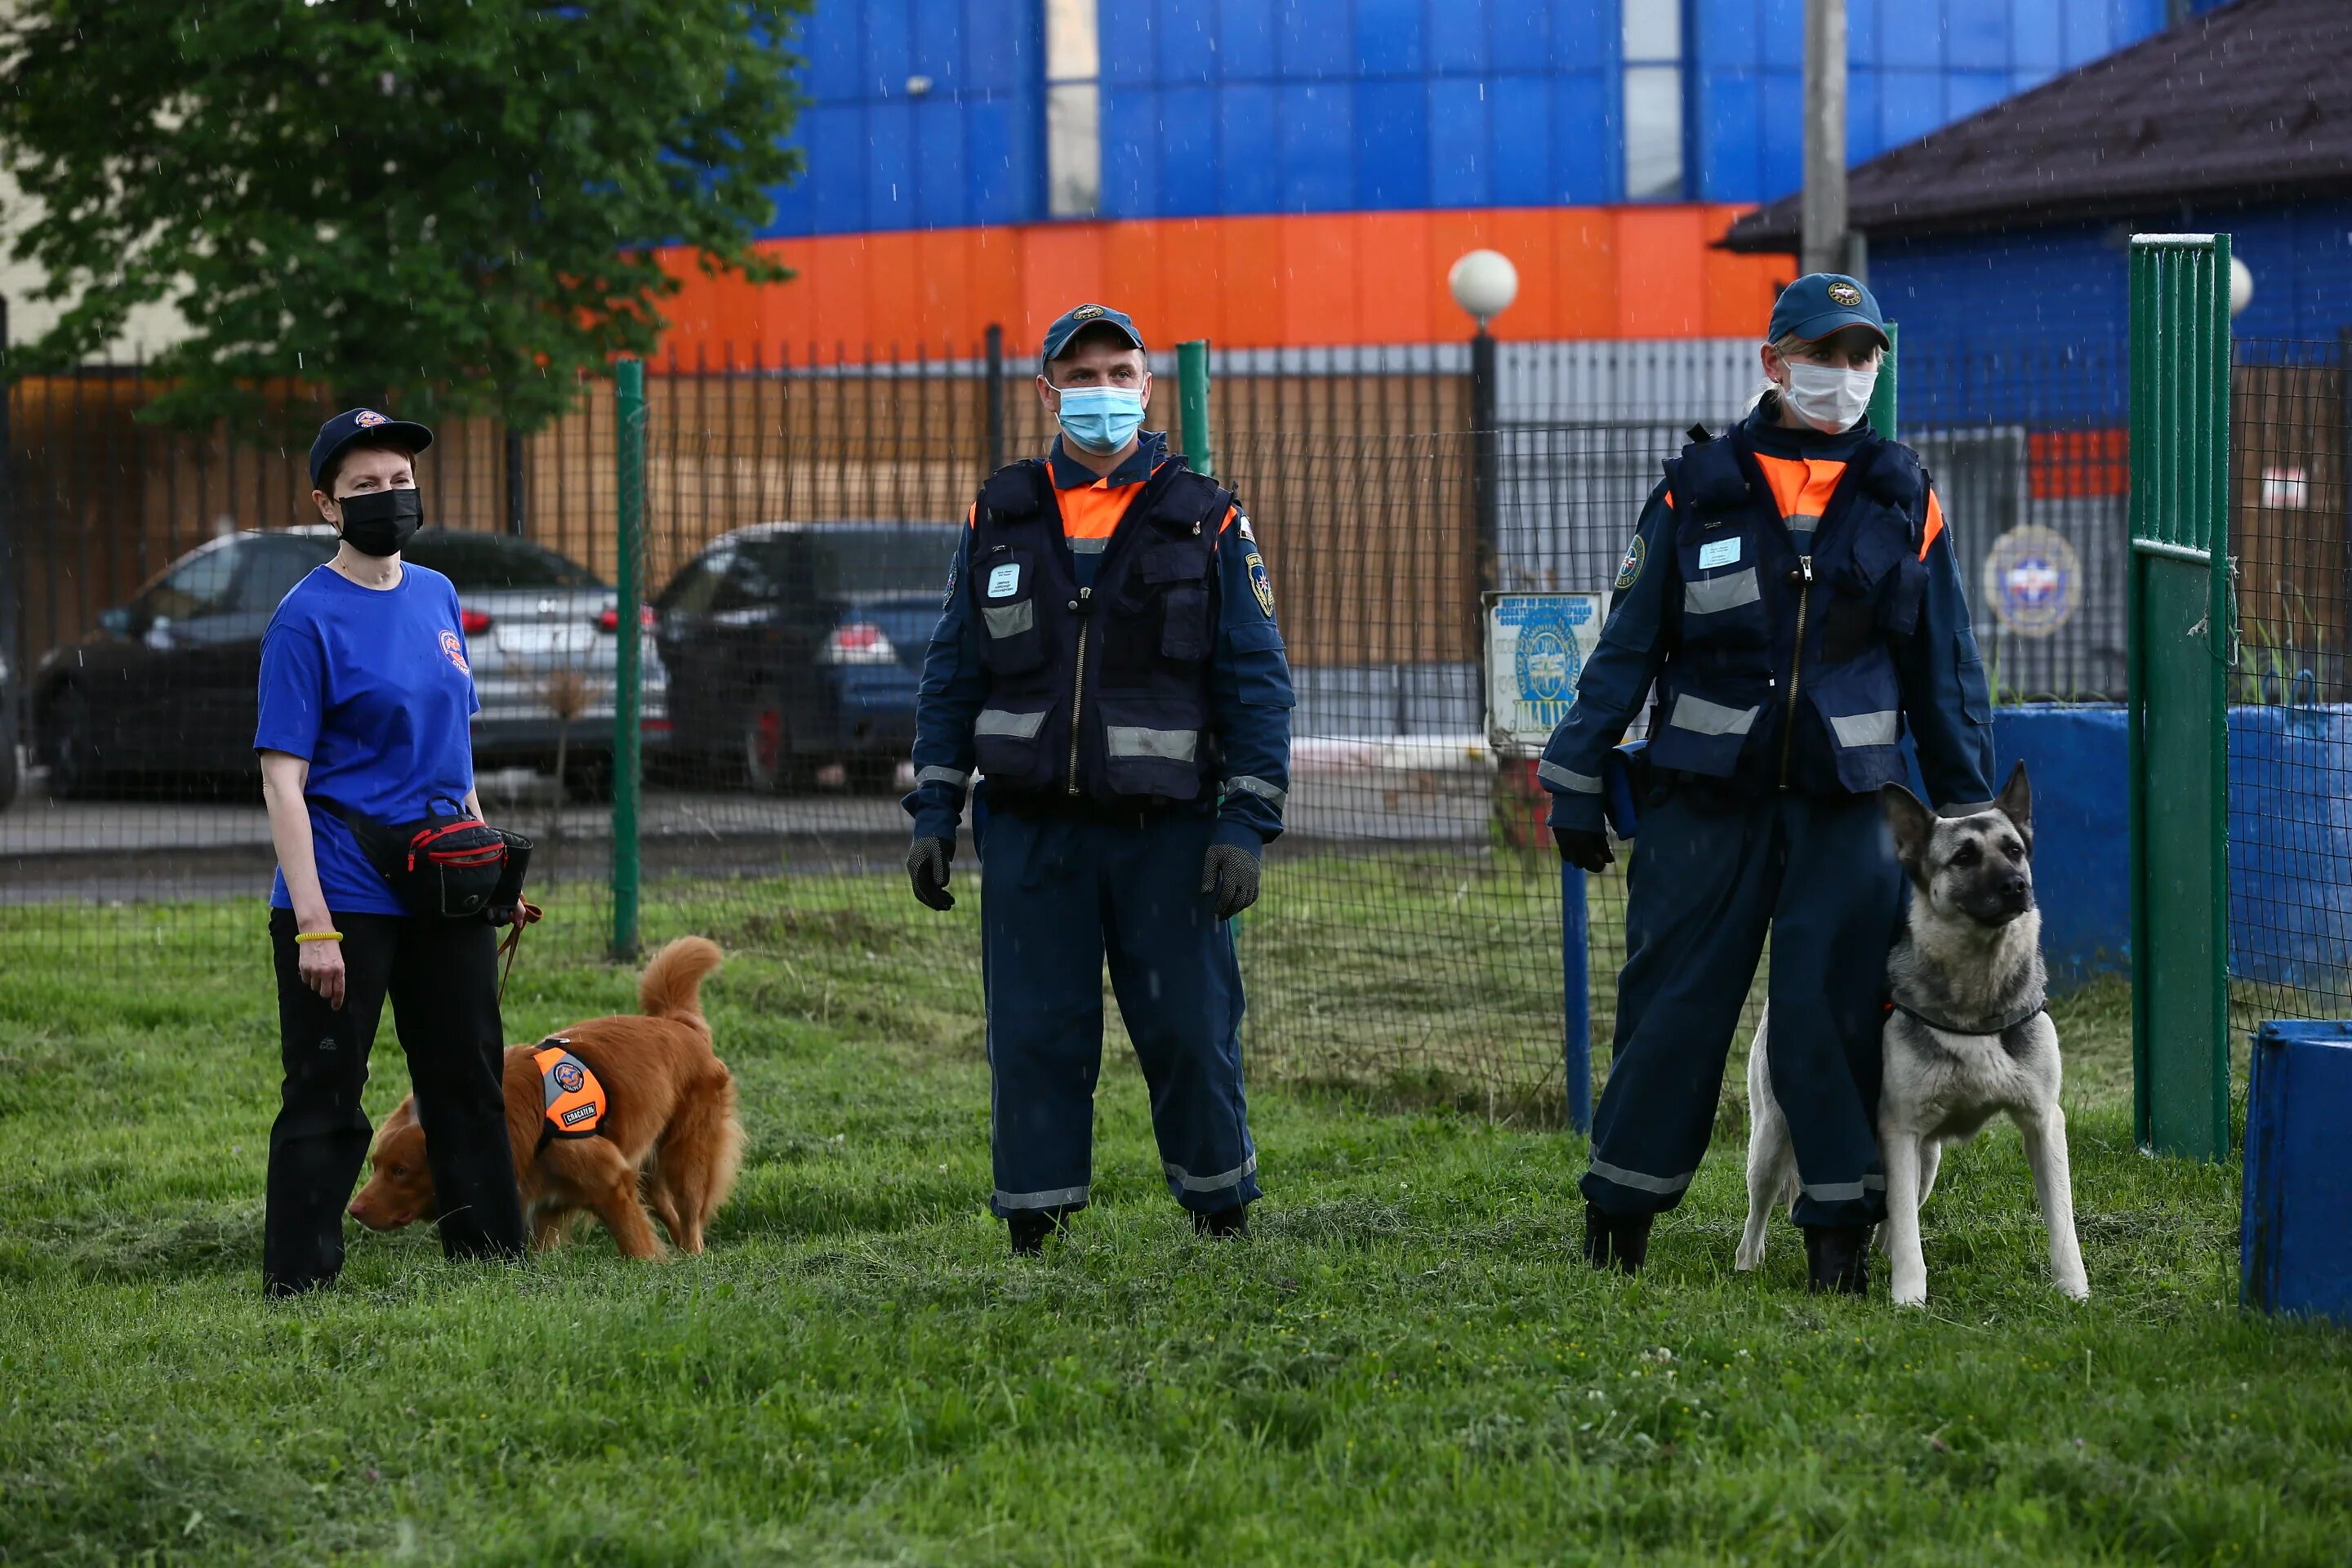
1804, 1223, 1873, 1295
1581, 1200, 1651, 1275
1007, 1206, 1071, 1256
1193, 1204, 1250, 1240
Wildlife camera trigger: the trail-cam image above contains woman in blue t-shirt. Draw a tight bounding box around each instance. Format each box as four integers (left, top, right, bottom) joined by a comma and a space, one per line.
252, 408, 527, 1297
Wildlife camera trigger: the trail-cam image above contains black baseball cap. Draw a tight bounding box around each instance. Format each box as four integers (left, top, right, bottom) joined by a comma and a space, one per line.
1040, 304, 1144, 370
1767, 274, 1890, 348
309, 407, 434, 489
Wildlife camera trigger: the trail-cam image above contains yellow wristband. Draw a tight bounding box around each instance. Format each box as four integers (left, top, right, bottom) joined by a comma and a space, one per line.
294, 930, 344, 944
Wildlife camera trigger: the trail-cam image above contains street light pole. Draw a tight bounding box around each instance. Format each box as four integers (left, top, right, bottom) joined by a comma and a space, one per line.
1447, 249, 1518, 594
1802, 0, 1851, 278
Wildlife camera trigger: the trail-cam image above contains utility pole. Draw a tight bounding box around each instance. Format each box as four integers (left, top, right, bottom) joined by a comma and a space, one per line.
1802, 0, 1851, 279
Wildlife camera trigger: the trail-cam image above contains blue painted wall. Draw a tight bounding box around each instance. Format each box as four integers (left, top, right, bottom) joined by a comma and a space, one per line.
768, 0, 2170, 238
1952, 704, 2352, 999
1875, 200, 2352, 422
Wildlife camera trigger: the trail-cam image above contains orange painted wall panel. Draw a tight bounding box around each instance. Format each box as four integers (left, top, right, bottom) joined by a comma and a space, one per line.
653, 206, 1786, 363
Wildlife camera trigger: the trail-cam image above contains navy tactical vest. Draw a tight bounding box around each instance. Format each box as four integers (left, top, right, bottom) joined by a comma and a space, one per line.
1648, 425, 1931, 794
966, 458, 1233, 807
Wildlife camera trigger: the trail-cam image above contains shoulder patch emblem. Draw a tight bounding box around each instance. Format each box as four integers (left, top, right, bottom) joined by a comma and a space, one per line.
1236, 514, 1255, 542
1246, 552, 1276, 617
1827, 281, 1863, 307
1615, 536, 1646, 591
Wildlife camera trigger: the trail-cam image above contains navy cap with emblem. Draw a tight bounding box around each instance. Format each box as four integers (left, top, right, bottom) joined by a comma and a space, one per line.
308, 407, 435, 489
1040, 304, 1145, 371
1767, 273, 1889, 349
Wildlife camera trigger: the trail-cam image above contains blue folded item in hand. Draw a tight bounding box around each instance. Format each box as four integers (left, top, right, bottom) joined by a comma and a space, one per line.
1602, 741, 1647, 841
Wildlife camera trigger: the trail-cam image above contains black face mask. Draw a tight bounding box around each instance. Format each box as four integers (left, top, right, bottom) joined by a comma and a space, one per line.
336, 488, 423, 558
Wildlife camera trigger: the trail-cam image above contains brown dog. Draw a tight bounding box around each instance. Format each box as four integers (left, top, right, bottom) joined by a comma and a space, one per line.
349, 935, 742, 1259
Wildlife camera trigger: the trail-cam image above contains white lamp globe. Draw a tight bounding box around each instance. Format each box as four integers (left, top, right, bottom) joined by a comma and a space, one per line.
1449, 249, 1520, 328
2229, 255, 2254, 318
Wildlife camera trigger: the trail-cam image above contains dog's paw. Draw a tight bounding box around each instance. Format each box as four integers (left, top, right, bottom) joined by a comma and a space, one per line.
1734, 1242, 1763, 1272
1891, 1274, 1928, 1307
2056, 1274, 2091, 1302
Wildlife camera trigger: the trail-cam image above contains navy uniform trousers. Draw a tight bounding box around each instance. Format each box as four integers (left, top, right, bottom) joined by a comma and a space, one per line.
979, 804, 1258, 1219
1580, 781, 1904, 1231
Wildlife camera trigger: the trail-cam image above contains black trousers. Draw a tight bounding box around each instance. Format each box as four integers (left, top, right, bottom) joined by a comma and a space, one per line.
264, 908, 526, 1295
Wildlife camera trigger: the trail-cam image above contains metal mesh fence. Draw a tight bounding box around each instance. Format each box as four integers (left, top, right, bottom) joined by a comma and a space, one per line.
2226, 337, 2352, 1028
0, 332, 2171, 1114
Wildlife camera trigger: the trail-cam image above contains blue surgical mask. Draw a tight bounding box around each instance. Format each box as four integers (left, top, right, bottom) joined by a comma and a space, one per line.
1052, 384, 1147, 455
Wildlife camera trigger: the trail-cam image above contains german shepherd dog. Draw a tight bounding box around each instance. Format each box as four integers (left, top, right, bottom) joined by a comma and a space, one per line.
1738, 764, 2089, 1305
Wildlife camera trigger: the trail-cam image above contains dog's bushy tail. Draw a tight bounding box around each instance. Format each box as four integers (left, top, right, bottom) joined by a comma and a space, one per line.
638, 936, 724, 1024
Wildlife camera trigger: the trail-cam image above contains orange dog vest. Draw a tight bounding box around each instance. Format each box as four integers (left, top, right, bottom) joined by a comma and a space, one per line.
532, 1040, 605, 1143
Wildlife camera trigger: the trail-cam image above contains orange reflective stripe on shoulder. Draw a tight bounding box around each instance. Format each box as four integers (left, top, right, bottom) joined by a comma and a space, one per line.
964, 502, 976, 529
1218, 502, 1240, 533
1919, 491, 1945, 559
533, 1042, 604, 1139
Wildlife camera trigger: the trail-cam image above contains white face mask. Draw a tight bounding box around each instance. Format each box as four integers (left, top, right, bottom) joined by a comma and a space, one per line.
1778, 359, 1878, 433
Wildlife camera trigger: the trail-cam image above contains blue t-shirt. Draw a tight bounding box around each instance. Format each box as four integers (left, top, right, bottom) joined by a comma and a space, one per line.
255, 564, 481, 915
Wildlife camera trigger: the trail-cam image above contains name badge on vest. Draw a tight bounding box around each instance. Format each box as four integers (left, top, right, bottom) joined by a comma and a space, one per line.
987, 564, 1021, 599
1698, 537, 1742, 571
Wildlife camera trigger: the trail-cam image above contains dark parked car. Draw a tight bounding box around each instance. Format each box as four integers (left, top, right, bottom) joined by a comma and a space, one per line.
0, 641, 20, 810
653, 522, 956, 791
32, 528, 666, 799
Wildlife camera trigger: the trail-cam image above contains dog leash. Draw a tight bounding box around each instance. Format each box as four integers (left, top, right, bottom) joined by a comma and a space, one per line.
497, 901, 544, 1003
1886, 996, 2047, 1036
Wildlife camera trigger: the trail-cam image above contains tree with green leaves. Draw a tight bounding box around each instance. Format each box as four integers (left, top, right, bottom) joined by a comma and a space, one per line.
0, 0, 806, 431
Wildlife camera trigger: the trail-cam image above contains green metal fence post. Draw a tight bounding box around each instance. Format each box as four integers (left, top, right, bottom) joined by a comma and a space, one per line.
1866, 321, 1898, 438
1177, 340, 1213, 479
611, 359, 646, 963
2127, 233, 2233, 1162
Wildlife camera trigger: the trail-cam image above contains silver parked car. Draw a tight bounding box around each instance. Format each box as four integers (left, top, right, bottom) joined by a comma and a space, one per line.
32, 527, 666, 800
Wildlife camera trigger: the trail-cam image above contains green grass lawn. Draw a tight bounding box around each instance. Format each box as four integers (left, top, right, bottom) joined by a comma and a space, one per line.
2, 891, 2348, 1566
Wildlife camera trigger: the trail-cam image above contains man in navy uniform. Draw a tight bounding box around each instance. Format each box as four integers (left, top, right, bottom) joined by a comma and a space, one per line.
1541, 274, 1998, 1294
904, 305, 1295, 1255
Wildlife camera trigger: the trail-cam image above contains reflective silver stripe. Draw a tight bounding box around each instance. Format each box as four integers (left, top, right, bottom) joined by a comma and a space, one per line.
915, 765, 971, 790
1587, 1157, 1695, 1196
1068, 535, 1110, 555
1538, 760, 1602, 794
975, 708, 1047, 739
1668, 694, 1761, 737
1787, 512, 1822, 537
1163, 1153, 1257, 1193
1107, 725, 1198, 763
995, 1184, 1089, 1210
982, 601, 1035, 639
1829, 710, 1900, 748
1801, 1175, 1887, 1202
1224, 775, 1287, 805
1682, 568, 1761, 616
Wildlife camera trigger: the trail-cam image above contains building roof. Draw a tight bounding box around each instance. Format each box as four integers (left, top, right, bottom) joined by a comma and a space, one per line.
1722, 0, 2352, 252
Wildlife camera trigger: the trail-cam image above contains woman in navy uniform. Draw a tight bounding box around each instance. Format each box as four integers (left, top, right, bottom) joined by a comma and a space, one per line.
1539, 274, 1997, 1294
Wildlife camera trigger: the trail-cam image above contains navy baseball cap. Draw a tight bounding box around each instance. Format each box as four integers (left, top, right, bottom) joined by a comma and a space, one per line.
1768, 274, 1889, 348
1040, 304, 1144, 370
309, 407, 434, 489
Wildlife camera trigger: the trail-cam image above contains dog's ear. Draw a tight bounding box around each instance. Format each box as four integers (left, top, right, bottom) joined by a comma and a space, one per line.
1996, 760, 2034, 852
1880, 782, 1936, 880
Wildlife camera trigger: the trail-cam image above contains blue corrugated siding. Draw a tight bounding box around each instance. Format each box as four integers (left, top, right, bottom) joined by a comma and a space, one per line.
765, 0, 2169, 238
1876, 200, 2352, 423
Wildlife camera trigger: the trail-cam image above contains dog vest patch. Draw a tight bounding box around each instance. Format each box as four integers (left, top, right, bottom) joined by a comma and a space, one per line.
533, 1040, 604, 1141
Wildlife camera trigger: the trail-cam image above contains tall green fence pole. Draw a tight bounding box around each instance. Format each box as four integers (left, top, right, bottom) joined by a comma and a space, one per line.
1866, 321, 1898, 437
1178, 340, 1213, 479
2128, 233, 2233, 1161
611, 359, 646, 963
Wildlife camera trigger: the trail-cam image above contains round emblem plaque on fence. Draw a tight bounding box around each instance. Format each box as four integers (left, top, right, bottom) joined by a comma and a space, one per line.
1982, 524, 2082, 639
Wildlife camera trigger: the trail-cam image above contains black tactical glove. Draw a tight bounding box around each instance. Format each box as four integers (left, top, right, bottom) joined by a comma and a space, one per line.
1552, 826, 1615, 874
906, 836, 955, 911
1200, 842, 1262, 921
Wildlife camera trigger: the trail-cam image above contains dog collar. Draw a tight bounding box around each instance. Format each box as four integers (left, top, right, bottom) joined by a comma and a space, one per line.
1886, 996, 2047, 1036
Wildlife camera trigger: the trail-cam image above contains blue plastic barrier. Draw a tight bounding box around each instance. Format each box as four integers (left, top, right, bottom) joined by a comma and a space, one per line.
2242, 1022, 2352, 1325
